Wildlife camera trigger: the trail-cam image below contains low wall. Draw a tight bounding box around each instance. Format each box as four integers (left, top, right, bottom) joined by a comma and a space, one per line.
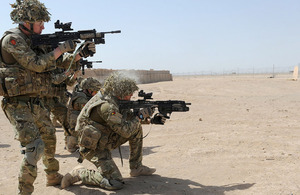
79, 68, 173, 84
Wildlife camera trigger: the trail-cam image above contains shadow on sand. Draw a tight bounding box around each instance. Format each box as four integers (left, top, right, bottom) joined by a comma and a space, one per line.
0, 144, 11, 148
57, 144, 255, 194
62, 174, 255, 195
111, 145, 160, 160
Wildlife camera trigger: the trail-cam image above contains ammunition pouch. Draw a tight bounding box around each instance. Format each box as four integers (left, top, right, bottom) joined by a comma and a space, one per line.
0, 66, 52, 97
3, 96, 37, 105
0, 67, 19, 96
79, 125, 101, 150
40, 83, 67, 98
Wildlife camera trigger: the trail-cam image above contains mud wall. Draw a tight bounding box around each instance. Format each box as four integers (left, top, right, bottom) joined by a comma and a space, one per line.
79, 68, 173, 84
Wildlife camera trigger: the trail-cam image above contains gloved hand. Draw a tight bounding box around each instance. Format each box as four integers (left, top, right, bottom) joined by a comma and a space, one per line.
138, 107, 155, 120
150, 113, 167, 125
79, 41, 96, 58
58, 40, 78, 53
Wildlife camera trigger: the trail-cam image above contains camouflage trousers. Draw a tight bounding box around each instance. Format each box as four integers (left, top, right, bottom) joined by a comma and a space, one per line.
43, 97, 77, 152
80, 125, 143, 182
1, 96, 59, 195
75, 167, 106, 187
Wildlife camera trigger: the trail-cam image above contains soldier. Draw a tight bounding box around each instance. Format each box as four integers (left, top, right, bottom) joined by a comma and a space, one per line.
0, 0, 85, 194
49, 68, 78, 127
44, 68, 78, 150
47, 42, 95, 134
45, 41, 95, 139
66, 77, 102, 153
61, 72, 166, 190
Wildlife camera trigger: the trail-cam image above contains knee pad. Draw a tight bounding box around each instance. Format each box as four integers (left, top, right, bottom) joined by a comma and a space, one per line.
24, 138, 45, 166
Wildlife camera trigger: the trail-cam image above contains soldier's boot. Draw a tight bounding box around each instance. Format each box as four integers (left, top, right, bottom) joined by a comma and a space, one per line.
46, 172, 63, 186
130, 165, 156, 177
99, 179, 124, 191
61, 165, 85, 189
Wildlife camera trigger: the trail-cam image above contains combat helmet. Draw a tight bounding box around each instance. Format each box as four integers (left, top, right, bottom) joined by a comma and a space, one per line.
80, 77, 102, 92
10, 0, 51, 23
103, 72, 139, 98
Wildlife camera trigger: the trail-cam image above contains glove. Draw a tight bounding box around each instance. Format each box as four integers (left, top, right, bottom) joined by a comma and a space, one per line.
150, 113, 167, 125
58, 40, 78, 53
79, 41, 96, 58
138, 107, 154, 120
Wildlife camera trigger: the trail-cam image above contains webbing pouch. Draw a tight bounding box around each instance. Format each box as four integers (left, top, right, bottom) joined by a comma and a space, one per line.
79, 126, 101, 150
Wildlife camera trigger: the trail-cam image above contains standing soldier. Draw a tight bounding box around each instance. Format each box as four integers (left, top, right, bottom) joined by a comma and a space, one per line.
46, 44, 95, 150
48, 68, 78, 129
61, 72, 166, 190
66, 77, 102, 153
43, 68, 78, 149
0, 0, 82, 194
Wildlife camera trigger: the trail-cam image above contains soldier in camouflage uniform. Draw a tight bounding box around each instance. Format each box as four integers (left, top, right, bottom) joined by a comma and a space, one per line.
45, 39, 95, 140
46, 40, 96, 134
66, 77, 102, 153
44, 68, 78, 152
47, 68, 78, 130
61, 72, 166, 190
0, 0, 87, 194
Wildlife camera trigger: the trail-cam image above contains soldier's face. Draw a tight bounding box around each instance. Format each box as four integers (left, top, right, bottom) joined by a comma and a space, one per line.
122, 94, 133, 101
88, 89, 98, 96
33, 21, 45, 34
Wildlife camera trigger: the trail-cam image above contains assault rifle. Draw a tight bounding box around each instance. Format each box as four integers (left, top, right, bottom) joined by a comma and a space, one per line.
31, 20, 121, 51
119, 90, 191, 119
79, 59, 102, 75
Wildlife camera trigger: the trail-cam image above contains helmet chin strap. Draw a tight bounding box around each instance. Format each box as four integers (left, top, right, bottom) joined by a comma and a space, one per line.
19, 22, 36, 35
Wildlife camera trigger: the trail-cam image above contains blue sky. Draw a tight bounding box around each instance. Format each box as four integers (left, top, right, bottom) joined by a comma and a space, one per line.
1, 0, 300, 74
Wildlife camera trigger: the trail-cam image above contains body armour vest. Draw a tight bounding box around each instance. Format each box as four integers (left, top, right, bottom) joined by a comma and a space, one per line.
75, 92, 123, 150
68, 91, 88, 130
0, 28, 53, 97
75, 92, 110, 135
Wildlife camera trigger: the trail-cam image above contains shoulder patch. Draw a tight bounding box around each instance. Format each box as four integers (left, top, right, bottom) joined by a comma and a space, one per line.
108, 112, 122, 124
10, 39, 16, 45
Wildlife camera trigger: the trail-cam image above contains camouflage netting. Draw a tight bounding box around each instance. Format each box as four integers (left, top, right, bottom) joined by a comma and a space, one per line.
80, 78, 102, 91
10, 0, 51, 23
103, 72, 139, 98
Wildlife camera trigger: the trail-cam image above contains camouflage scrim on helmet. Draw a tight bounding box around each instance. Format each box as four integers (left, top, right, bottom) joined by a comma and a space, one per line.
80, 77, 102, 91
10, 0, 51, 23
103, 72, 139, 98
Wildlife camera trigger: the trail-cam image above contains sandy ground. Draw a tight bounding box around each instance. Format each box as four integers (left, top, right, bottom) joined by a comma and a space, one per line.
0, 74, 300, 195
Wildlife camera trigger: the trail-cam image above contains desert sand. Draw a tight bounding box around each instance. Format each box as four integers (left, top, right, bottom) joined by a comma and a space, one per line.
0, 74, 299, 195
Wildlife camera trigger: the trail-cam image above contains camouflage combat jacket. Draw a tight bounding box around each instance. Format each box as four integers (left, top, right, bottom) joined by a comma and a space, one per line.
0, 27, 56, 97
75, 91, 140, 150
0, 27, 77, 97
